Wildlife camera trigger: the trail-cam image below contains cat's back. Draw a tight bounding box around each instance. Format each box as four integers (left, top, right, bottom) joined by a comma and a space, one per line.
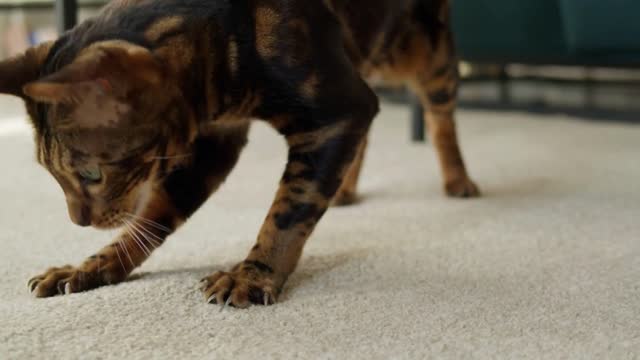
323, 0, 447, 66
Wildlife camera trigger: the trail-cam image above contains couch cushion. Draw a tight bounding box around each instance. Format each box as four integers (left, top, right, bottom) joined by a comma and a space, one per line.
559, 0, 640, 55
452, 0, 568, 63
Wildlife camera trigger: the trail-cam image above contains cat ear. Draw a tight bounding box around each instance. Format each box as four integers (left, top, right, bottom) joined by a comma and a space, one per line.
0, 41, 53, 98
23, 42, 163, 104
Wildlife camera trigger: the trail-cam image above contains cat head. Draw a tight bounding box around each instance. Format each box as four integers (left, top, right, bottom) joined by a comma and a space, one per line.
0, 40, 197, 228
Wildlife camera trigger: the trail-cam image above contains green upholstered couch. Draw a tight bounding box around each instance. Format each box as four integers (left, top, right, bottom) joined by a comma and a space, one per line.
451, 0, 640, 66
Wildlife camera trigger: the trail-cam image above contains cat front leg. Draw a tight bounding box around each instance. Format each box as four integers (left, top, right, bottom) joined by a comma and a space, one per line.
201, 64, 379, 307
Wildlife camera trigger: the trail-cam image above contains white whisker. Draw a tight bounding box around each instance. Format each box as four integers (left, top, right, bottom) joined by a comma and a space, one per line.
96, 251, 102, 273
118, 230, 136, 270
113, 225, 127, 274
129, 222, 163, 249
115, 246, 126, 273
126, 212, 172, 233
126, 221, 149, 256
124, 219, 151, 257
128, 219, 165, 247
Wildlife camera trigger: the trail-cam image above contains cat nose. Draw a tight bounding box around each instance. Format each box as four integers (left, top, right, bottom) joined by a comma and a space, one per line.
68, 202, 92, 227
73, 212, 92, 227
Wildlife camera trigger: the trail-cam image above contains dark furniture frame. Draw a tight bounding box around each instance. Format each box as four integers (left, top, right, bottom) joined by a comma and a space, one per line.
55, 0, 77, 33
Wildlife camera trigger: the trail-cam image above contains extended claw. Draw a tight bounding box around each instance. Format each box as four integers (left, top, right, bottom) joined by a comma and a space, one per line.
206, 293, 217, 304
28, 278, 40, 293
220, 296, 232, 312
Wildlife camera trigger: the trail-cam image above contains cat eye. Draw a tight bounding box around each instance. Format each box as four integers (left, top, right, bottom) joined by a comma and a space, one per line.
78, 166, 102, 182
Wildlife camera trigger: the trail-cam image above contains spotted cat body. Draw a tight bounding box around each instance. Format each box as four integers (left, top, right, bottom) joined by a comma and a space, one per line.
0, 0, 478, 307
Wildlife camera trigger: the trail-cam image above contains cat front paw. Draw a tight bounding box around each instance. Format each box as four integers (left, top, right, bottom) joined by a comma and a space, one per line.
200, 260, 280, 309
28, 256, 127, 297
445, 177, 481, 198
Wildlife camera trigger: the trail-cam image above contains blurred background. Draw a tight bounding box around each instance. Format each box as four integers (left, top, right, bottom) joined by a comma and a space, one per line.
1, 0, 640, 130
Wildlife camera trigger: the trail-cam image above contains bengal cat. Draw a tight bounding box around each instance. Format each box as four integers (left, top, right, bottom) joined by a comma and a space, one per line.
0, 0, 478, 308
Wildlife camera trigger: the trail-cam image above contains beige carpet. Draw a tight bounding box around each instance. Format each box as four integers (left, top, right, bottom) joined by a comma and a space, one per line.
1, 98, 639, 359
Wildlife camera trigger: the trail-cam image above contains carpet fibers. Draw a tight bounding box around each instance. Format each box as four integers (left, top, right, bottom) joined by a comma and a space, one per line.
1, 103, 639, 359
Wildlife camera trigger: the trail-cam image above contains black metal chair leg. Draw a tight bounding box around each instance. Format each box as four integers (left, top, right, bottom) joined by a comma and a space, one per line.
411, 99, 426, 142
55, 0, 78, 34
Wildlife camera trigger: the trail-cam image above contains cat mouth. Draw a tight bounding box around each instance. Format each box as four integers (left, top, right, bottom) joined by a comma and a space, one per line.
92, 218, 124, 230
89, 188, 153, 230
